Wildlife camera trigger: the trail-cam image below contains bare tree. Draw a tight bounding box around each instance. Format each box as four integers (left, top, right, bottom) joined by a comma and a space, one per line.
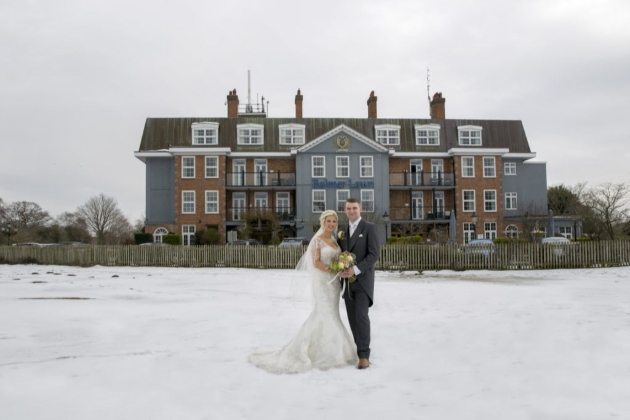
8, 201, 51, 228
76, 194, 131, 244
582, 182, 630, 240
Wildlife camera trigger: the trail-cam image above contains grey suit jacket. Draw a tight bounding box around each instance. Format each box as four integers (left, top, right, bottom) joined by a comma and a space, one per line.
339, 219, 380, 306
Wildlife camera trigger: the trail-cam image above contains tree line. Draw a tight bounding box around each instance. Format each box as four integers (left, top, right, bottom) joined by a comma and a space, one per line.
548, 182, 630, 240
0, 194, 141, 245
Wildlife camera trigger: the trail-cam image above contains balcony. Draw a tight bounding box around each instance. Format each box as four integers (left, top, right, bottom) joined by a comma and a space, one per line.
389, 171, 455, 188
389, 206, 454, 222
227, 206, 296, 223
226, 171, 296, 188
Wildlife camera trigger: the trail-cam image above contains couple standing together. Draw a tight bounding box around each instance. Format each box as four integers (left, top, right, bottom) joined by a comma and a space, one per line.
249, 198, 381, 373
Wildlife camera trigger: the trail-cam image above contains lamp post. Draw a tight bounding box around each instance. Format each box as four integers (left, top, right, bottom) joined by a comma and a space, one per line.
471, 212, 478, 241
1, 222, 18, 245
382, 211, 390, 242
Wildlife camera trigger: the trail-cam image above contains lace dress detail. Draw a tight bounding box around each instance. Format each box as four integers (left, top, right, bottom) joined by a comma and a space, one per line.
249, 237, 358, 373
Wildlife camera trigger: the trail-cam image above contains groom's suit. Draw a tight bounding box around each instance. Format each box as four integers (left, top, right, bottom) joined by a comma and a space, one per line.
339, 219, 380, 360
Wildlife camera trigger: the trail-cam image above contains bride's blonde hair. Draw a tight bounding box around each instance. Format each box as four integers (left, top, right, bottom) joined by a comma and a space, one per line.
319, 210, 338, 228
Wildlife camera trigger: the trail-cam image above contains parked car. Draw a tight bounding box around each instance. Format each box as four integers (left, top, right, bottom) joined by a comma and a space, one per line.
463, 239, 496, 257
12, 242, 44, 247
139, 242, 171, 246
278, 237, 309, 247
227, 239, 262, 246
47, 242, 88, 247
541, 236, 571, 256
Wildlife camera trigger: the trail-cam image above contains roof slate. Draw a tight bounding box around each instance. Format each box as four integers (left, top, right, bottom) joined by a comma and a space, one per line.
138, 117, 531, 154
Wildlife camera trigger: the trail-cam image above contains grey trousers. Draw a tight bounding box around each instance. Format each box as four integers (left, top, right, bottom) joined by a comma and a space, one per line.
344, 281, 371, 360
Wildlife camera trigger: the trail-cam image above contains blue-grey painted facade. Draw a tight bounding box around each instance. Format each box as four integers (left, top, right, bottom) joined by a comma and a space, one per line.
145, 157, 175, 224
294, 129, 390, 240
502, 159, 547, 216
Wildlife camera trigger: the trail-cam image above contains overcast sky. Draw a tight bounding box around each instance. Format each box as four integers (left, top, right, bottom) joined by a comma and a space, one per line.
1, 0, 629, 221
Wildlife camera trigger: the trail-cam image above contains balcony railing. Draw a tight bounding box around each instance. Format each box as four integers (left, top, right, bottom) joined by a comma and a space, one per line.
227, 206, 296, 222
389, 206, 454, 222
226, 171, 296, 187
389, 171, 455, 187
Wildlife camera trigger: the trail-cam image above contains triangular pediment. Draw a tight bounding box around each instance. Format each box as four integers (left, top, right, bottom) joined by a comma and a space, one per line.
296, 124, 390, 153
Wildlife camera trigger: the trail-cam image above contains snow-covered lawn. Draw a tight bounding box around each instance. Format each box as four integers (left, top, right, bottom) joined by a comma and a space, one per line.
1, 265, 629, 420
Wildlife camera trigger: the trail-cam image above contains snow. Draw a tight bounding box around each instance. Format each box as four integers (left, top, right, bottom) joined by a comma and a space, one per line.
1, 265, 629, 420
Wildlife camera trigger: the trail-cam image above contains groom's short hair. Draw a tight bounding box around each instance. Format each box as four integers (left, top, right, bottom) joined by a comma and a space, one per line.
345, 197, 361, 205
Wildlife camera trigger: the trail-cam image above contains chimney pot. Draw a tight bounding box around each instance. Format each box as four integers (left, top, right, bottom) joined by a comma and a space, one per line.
227, 89, 239, 118
430, 92, 445, 119
295, 88, 303, 118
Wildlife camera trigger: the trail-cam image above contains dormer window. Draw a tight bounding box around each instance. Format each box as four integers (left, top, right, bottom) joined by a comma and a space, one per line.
237, 123, 264, 145
375, 125, 400, 145
279, 124, 305, 145
191, 122, 219, 145
458, 125, 482, 146
414, 124, 440, 145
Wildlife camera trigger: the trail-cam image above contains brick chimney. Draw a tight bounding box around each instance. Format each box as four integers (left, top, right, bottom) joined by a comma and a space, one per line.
430, 92, 445, 119
295, 88, 303, 118
227, 89, 239, 118
367, 91, 377, 118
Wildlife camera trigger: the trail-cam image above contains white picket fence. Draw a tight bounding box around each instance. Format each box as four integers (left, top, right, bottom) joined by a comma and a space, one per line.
1, 241, 629, 271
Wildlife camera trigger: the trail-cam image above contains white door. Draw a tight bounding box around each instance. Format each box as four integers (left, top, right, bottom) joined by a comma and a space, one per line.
233, 159, 245, 186
233, 193, 245, 221
434, 191, 445, 217
410, 159, 422, 186
431, 159, 443, 183
254, 159, 267, 186
412, 192, 423, 220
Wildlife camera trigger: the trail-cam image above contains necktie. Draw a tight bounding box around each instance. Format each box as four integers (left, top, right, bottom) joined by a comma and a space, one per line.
350, 223, 355, 237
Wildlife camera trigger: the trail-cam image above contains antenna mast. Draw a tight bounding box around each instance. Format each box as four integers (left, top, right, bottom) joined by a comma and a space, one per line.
426, 67, 431, 106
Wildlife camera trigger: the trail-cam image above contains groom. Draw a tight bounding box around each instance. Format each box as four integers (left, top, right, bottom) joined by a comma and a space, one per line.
338, 198, 380, 369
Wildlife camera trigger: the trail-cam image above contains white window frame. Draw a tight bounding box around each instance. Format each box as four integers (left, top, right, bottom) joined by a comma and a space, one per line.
232, 192, 246, 221
182, 224, 196, 246
462, 156, 475, 178
504, 162, 517, 175
312, 190, 326, 213
336, 156, 349, 178
191, 122, 219, 145
505, 225, 519, 239
232, 159, 246, 186
182, 191, 195, 214
360, 156, 373, 178
559, 226, 573, 240
505, 192, 517, 210
361, 190, 374, 212
312, 156, 325, 178
153, 227, 168, 243
278, 123, 305, 145
463, 222, 475, 243
483, 157, 496, 178
375, 125, 400, 145
182, 156, 195, 178
276, 192, 290, 215
484, 190, 497, 212
463, 190, 475, 212
237, 123, 264, 145
336, 190, 350, 212
205, 156, 219, 178
458, 125, 482, 146
205, 190, 219, 214
254, 192, 268, 209
484, 222, 497, 240
412, 191, 424, 220
414, 124, 440, 146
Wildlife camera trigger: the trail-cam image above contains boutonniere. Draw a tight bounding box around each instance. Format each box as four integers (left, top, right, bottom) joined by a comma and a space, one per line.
337, 230, 346, 241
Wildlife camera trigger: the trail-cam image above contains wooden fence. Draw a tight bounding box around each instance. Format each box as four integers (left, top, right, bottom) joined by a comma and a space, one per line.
1, 241, 629, 271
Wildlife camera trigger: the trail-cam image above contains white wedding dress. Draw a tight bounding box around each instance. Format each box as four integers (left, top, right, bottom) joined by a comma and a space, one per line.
249, 237, 358, 373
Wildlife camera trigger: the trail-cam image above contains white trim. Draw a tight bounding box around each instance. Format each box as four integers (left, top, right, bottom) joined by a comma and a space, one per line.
503, 153, 537, 159
237, 123, 264, 145
483, 156, 496, 178
312, 190, 326, 213
169, 148, 231, 155
182, 191, 195, 214
374, 124, 401, 146
205, 190, 219, 214
336, 189, 350, 212
461, 156, 475, 178
134, 151, 172, 162
191, 122, 219, 145
484, 189, 497, 212
360, 156, 373, 178
504, 162, 517, 176
414, 123, 440, 146
457, 125, 483, 146
449, 148, 509, 156
205, 156, 219, 178
278, 123, 306, 145
390, 152, 451, 158
336, 156, 350, 178
297, 124, 390, 153
463, 190, 475, 212
229, 152, 292, 157
312, 156, 325, 178
181, 156, 195, 179
505, 192, 517, 210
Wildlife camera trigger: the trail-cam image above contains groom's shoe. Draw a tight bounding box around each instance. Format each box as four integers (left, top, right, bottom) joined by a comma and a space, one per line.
357, 358, 370, 370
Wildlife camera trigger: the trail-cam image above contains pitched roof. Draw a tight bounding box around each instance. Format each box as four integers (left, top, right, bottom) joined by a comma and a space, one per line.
138, 117, 531, 154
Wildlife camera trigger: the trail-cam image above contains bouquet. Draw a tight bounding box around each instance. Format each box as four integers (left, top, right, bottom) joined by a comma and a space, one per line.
336, 230, 346, 241
327, 251, 357, 283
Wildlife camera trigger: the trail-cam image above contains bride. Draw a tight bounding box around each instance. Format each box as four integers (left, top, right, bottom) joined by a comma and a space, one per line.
249, 210, 358, 373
